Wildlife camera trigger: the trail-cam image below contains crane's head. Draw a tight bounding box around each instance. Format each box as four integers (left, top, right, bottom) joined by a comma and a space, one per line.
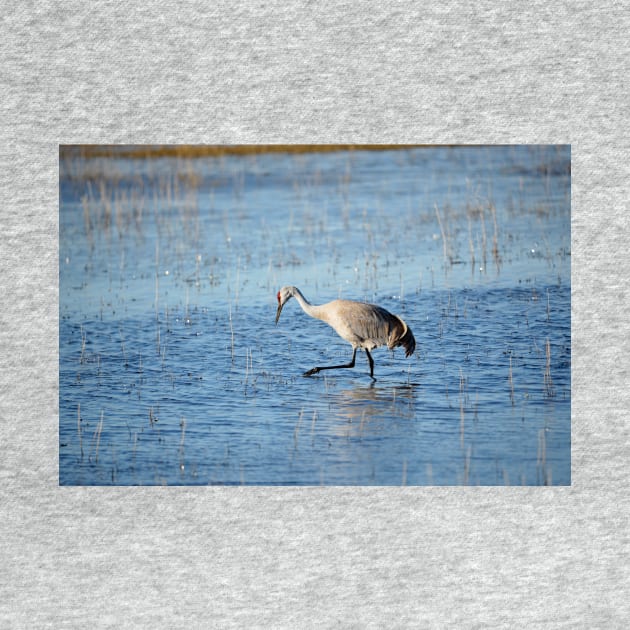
275, 286, 294, 324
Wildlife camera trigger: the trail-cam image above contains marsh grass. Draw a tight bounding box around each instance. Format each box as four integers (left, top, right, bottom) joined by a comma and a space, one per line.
78, 325, 87, 364
508, 356, 515, 406
463, 445, 472, 485
459, 368, 466, 447
77, 403, 83, 460
434, 203, 452, 267
293, 409, 304, 452
546, 289, 551, 322
544, 339, 555, 398
61, 144, 429, 162
467, 213, 476, 272
179, 417, 186, 473
89, 410, 104, 463
228, 303, 235, 362
490, 203, 501, 271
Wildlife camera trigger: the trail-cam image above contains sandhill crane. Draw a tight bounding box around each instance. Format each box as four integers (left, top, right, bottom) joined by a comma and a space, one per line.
275, 286, 415, 380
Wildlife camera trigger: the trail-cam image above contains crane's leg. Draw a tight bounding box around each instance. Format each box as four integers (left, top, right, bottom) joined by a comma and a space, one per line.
304, 348, 357, 377
365, 349, 376, 380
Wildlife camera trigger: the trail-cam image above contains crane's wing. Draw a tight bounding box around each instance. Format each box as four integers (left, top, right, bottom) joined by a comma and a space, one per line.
327, 301, 415, 357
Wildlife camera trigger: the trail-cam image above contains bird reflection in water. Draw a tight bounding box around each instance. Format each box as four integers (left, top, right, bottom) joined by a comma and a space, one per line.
329, 382, 419, 438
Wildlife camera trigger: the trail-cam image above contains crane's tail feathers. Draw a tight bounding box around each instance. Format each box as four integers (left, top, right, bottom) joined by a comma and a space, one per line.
388, 316, 416, 358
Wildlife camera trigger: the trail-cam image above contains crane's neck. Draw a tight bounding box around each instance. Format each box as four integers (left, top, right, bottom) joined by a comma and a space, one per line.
291, 287, 325, 321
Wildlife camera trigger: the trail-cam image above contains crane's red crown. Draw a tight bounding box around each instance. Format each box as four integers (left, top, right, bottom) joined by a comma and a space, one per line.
277, 291, 281, 303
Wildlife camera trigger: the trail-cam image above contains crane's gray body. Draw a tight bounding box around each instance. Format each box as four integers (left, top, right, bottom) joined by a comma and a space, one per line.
276, 286, 415, 378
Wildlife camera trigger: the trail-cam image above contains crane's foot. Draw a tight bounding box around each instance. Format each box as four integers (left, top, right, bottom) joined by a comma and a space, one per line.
303, 352, 358, 377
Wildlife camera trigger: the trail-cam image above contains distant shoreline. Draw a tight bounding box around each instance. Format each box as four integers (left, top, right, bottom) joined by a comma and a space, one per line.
60, 144, 447, 160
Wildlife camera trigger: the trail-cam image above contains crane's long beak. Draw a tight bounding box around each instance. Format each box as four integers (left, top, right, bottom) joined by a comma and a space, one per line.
275, 302, 283, 325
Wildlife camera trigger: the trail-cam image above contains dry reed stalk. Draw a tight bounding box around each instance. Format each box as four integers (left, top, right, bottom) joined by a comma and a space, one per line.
99, 179, 111, 230
179, 417, 186, 448
434, 203, 451, 266
77, 403, 83, 460
179, 418, 186, 473
154, 239, 160, 320
467, 213, 475, 271
294, 409, 304, 450
244, 347, 253, 390
235, 257, 241, 310
79, 325, 86, 364
463, 445, 472, 485
546, 289, 551, 323
228, 303, 235, 363
459, 368, 466, 447
544, 339, 555, 397
81, 195, 93, 244
490, 203, 500, 270
115, 192, 123, 238
93, 411, 104, 463
132, 187, 144, 229
479, 207, 488, 272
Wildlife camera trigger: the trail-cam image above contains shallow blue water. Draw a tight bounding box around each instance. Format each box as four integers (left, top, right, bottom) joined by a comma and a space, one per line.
59, 146, 570, 485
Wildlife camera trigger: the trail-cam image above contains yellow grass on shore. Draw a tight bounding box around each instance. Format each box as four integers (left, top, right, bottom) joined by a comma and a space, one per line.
60, 144, 432, 160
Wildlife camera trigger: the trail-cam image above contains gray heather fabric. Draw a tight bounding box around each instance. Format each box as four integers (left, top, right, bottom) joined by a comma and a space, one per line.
1, 2, 628, 627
